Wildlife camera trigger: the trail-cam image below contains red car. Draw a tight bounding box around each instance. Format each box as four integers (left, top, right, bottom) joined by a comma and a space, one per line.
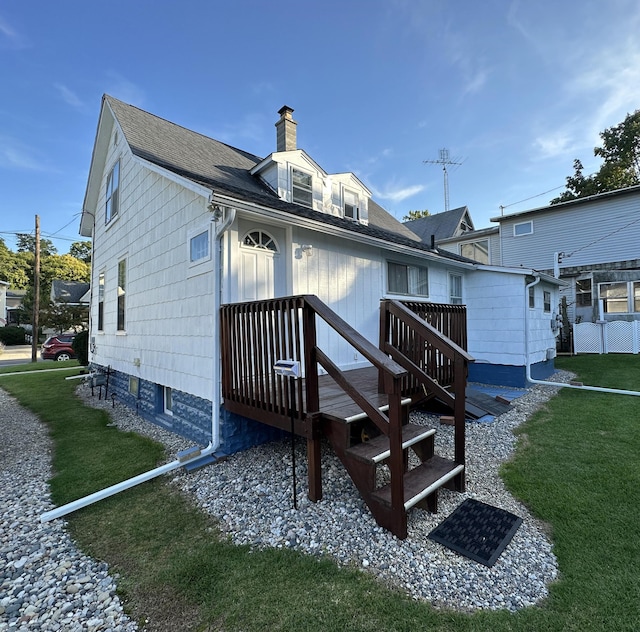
41, 333, 77, 361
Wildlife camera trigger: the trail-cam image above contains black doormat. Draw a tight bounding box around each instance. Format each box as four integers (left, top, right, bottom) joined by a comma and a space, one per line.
428, 499, 522, 567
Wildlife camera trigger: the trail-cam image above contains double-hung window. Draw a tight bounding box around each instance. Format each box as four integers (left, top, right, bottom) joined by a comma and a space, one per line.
190, 230, 209, 263
343, 189, 359, 220
105, 160, 120, 224
292, 168, 313, 207
449, 274, 463, 304
576, 278, 592, 306
387, 261, 429, 297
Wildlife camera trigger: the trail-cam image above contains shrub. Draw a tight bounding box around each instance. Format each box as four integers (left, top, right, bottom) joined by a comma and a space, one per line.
0, 326, 26, 346
72, 329, 89, 366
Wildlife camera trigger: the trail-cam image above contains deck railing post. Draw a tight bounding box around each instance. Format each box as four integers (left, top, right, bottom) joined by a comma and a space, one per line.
302, 298, 322, 502
453, 353, 466, 492
378, 300, 391, 393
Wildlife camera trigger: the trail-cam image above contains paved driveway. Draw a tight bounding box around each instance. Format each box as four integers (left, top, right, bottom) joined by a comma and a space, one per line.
0, 344, 41, 367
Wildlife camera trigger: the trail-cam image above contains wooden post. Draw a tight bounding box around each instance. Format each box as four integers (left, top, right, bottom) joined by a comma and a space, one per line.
453, 353, 466, 492
387, 378, 407, 539
31, 215, 40, 363
302, 299, 322, 501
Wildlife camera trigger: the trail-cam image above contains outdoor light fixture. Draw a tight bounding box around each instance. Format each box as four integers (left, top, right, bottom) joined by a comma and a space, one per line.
300, 244, 313, 257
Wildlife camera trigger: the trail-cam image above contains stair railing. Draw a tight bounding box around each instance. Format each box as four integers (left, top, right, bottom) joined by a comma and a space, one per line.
379, 299, 473, 474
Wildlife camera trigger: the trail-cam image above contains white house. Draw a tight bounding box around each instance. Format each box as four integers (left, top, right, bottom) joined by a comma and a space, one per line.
79, 96, 560, 450
0, 280, 8, 327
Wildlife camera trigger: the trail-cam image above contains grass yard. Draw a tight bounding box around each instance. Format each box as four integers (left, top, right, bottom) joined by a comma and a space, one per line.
1, 355, 640, 630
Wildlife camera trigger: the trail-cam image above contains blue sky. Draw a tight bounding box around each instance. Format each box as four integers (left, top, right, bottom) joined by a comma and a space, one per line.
1, 0, 640, 254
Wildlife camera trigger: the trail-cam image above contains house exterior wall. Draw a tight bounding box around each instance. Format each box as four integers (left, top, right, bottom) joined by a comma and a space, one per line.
465, 270, 558, 386
90, 133, 216, 404
498, 191, 640, 270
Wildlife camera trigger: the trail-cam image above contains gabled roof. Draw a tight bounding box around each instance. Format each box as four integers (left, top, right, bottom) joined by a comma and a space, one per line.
403, 206, 473, 243
437, 225, 499, 245
82, 96, 474, 266
51, 280, 90, 304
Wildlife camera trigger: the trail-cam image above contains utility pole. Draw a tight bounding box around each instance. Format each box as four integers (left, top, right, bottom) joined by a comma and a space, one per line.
31, 215, 40, 363
424, 149, 462, 212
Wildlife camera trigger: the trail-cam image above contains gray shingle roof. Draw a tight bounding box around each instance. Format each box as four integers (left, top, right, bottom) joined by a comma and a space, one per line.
105, 95, 469, 263
403, 207, 472, 243
51, 280, 90, 304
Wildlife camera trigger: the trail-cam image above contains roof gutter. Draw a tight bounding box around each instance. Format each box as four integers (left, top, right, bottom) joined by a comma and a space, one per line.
41, 200, 236, 523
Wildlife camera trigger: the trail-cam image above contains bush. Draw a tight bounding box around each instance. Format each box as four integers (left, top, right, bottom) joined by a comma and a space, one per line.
72, 329, 89, 366
0, 326, 26, 346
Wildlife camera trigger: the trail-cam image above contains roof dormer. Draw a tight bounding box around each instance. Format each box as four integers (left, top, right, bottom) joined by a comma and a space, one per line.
250, 106, 370, 225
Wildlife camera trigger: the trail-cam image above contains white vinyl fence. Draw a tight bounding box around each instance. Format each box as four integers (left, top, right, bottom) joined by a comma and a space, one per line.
573, 320, 640, 354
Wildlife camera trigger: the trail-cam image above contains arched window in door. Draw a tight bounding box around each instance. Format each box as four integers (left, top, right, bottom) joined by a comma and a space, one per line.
241, 229, 279, 253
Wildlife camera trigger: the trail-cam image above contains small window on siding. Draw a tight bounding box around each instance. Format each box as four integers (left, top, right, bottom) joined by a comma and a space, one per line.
105, 160, 120, 224
576, 278, 592, 306
514, 221, 533, 236
190, 230, 209, 263
529, 286, 535, 308
544, 290, 551, 312
98, 271, 105, 331
387, 262, 429, 297
292, 168, 313, 207
163, 386, 173, 415
449, 274, 463, 305
129, 376, 139, 397
117, 259, 126, 331
343, 189, 359, 220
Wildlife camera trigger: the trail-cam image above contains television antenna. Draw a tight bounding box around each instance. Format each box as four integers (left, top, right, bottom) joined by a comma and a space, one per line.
424, 149, 462, 212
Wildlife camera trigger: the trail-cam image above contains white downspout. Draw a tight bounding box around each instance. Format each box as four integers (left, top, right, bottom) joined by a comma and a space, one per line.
41, 202, 236, 522
524, 276, 640, 397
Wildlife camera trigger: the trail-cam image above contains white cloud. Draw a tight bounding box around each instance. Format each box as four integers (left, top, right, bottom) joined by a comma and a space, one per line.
55, 83, 84, 109
372, 183, 425, 203
0, 16, 28, 49
0, 139, 50, 171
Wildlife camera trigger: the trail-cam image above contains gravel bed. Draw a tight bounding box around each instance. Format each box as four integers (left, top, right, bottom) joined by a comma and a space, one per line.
74, 373, 571, 613
0, 388, 137, 631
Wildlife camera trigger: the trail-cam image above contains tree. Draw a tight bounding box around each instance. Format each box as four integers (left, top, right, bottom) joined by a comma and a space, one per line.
40, 300, 89, 334
69, 241, 92, 264
15, 234, 57, 257
402, 209, 431, 221
551, 110, 640, 204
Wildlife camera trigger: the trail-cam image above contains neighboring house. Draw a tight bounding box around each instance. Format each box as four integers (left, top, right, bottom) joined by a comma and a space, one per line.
436, 226, 500, 265
50, 280, 91, 306
403, 206, 475, 245
5, 289, 26, 325
490, 185, 640, 325
0, 280, 8, 326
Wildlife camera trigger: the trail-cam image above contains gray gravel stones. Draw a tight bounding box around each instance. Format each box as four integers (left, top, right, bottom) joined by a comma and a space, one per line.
0, 388, 137, 631
78, 374, 570, 613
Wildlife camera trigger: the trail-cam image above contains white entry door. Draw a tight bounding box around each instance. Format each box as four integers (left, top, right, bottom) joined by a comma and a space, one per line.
240, 228, 285, 301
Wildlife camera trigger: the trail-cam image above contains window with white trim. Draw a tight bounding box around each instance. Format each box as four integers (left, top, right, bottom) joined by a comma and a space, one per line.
514, 221, 533, 236
599, 281, 640, 314
105, 160, 120, 224
460, 239, 489, 264
343, 189, 359, 220
449, 274, 463, 305
544, 290, 551, 312
117, 259, 126, 331
576, 278, 592, 306
98, 271, 105, 331
528, 286, 535, 308
291, 168, 313, 207
387, 261, 429, 297
190, 229, 210, 263
163, 386, 173, 415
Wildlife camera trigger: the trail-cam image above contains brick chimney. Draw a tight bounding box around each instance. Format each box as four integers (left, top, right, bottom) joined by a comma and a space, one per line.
275, 105, 297, 152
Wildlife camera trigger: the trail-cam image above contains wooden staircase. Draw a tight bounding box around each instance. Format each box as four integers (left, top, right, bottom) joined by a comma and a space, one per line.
221, 295, 472, 540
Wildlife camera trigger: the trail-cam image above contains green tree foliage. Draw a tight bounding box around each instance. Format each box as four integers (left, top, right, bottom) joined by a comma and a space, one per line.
40, 300, 89, 334
552, 110, 640, 204
402, 209, 431, 221
69, 241, 92, 264
0, 238, 32, 289
15, 233, 57, 256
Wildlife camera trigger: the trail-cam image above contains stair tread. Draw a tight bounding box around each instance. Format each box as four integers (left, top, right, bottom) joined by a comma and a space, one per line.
345, 423, 435, 463
371, 455, 464, 510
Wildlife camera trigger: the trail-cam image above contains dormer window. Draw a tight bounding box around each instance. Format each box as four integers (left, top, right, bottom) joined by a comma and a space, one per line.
292, 168, 312, 207
344, 189, 359, 221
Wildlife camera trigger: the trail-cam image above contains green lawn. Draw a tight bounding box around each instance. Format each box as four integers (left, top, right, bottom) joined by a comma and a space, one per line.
1, 355, 640, 631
